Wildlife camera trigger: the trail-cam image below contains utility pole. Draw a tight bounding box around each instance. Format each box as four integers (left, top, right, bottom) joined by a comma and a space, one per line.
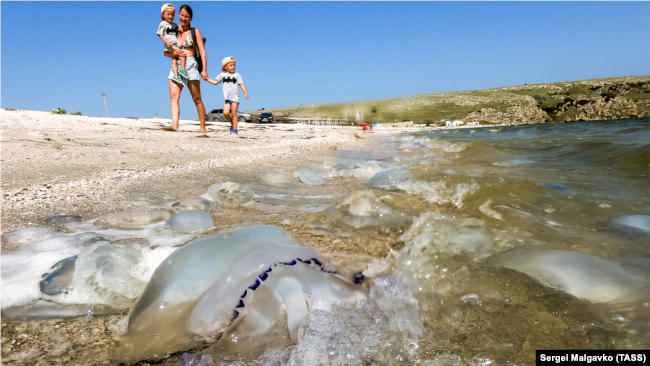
101, 93, 111, 117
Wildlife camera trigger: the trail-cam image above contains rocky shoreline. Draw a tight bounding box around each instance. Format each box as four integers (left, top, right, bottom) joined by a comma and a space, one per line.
465, 77, 650, 125
269, 76, 650, 126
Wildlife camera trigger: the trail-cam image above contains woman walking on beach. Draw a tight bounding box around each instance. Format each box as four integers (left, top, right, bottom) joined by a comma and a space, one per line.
165, 4, 208, 132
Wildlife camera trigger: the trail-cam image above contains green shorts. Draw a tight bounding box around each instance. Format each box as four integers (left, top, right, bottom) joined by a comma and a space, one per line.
168, 56, 201, 85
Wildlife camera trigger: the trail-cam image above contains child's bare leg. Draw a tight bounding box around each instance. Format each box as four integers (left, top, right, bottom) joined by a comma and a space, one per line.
180, 55, 187, 71
223, 103, 232, 129
223, 104, 231, 120
171, 57, 179, 78
231, 102, 240, 131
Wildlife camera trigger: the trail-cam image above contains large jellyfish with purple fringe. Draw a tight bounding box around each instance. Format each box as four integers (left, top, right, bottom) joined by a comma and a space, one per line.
115, 225, 366, 363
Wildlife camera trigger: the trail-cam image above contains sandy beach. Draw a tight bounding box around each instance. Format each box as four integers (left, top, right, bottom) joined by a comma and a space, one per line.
1, 109, 427, 243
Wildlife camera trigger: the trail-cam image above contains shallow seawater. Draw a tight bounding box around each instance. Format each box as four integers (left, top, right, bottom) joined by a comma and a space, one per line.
2, 119, 649, 365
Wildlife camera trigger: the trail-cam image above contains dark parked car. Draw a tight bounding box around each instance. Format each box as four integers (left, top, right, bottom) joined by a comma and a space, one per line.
258, 112, 274, 123
206, 109, 252, 122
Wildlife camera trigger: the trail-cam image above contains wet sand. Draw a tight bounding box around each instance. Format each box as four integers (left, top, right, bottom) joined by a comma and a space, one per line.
1, 108, 428, 365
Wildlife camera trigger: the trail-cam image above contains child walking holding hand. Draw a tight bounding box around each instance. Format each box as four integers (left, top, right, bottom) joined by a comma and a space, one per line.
207, 56, 249, 134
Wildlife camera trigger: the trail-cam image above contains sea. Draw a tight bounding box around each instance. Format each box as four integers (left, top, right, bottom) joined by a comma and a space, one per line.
1, 118, 649, 365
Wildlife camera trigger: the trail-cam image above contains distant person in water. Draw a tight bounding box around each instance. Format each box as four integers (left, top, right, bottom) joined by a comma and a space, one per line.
164, 4, 208, 132
207, 56, 249, 134
157, 4, 187, 86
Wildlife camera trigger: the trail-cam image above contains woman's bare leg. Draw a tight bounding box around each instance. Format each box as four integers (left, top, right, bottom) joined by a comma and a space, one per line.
169, 79, 182, 131
187, 80, 206, 133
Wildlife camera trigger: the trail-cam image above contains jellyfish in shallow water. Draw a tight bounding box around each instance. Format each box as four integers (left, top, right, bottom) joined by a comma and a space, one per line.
336, 190, 409, 228
261, 170, 292, 185
367, 168, 413, 190
44, 214, 83, 226
167, 210, 214, 234
610, 214, 650, 235
493, 249, 649, 304
39, 256, 77, 295
296, 168, 325, 185
1, 226, 56, 246
207, 182, 254, 207
115, 225, 366, 363
95, 208, 172, 230
171, 197, 218, 212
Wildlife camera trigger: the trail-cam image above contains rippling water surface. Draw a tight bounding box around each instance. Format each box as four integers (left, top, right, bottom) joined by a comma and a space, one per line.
241, 119, 650, 365
367, 118, 650, 364
2, 119, 649, 365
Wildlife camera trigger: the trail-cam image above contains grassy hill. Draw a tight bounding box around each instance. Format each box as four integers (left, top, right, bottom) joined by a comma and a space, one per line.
264, 76, 650, 125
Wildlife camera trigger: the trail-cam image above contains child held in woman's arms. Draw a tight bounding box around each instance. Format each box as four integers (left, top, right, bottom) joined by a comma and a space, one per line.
207, 56, 249, 134
157, 3, 187, 86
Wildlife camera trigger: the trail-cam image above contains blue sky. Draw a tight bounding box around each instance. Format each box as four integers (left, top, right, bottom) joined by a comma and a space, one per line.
2, 1, 649, 119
